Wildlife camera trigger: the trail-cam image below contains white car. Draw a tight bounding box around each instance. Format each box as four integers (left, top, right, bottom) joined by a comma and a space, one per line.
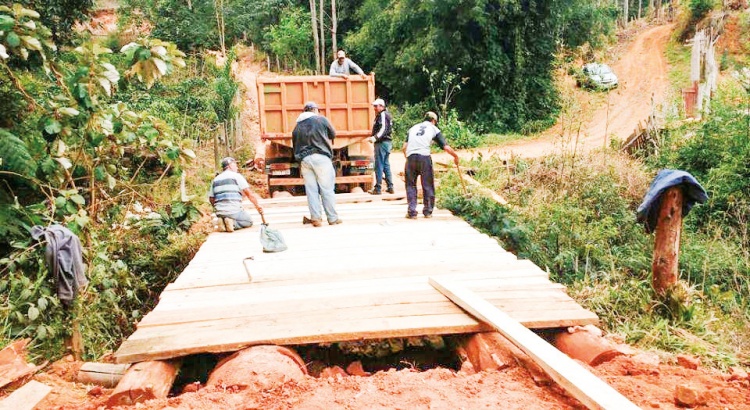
579, 63, 619, 90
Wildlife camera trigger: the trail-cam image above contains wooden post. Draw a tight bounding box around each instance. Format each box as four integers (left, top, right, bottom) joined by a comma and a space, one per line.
652, 186, 684, 295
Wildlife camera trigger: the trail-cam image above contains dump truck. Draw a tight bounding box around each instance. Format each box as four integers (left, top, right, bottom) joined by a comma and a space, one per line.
256, 74, 376, 196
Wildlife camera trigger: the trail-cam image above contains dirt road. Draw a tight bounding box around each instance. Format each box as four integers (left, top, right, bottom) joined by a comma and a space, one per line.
459, 24, 674, 160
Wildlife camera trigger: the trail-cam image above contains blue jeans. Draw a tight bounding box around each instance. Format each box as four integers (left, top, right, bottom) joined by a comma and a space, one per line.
405, 154, 435, 217
373, 140, 393, 191
219, 209, 253, 229
301, 154, 339, 222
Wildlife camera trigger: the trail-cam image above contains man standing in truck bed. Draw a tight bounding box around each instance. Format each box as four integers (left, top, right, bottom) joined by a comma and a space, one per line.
329, 50, 366, 79
292, 101, 342, 227
368, 98, 394, 195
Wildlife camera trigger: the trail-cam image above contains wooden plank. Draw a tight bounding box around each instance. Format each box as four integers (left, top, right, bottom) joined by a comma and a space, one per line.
156, 272, 556, 309
0, 339, 44, 390
0, 380, 52, 410
142, 289, 576, 329
163, 265, 548, 297
116, 313, 492, 363
429, 278, 637, 410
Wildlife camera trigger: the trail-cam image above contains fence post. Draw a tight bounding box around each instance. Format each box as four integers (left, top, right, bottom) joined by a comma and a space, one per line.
652, 186, 684, 295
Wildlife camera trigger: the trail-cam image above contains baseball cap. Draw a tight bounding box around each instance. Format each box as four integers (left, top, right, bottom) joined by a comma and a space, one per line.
337, 50, 346, 58
372, 98, 385, 107
425, 111, 438, 122
303, 101, 318, 112
221, 157, 236, 169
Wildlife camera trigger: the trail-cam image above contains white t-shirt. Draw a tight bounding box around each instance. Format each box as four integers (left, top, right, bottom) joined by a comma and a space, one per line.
405, 121, 447, 157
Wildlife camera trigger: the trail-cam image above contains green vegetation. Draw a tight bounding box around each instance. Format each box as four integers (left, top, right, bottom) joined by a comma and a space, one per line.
0, 4, 219, 360
437, 77, 750, 367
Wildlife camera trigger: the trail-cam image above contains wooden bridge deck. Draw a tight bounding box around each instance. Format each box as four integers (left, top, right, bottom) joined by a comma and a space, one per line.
114, 194, 598, 363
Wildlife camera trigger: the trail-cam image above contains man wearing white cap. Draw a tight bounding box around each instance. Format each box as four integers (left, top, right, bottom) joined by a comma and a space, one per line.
368, 98, 394, 194
329, 50, 365, 79
402, 112, 459, 219
209, 157, 264, 232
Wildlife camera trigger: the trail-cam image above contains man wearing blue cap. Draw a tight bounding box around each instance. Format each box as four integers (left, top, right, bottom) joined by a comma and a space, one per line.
209, 157, 264, 232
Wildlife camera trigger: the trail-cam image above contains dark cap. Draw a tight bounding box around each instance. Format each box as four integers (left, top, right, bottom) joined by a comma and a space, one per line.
221, 157, 236, 169
303, 101, 318, 112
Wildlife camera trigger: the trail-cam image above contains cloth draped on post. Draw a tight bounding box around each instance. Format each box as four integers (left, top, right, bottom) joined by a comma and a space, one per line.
31, 225, 88, 306
636, 169, 708, 234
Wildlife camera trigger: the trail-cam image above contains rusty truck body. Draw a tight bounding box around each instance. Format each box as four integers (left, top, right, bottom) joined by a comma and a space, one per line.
256, 74, 376, 196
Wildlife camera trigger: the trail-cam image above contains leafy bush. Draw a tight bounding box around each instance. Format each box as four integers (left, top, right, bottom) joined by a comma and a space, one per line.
439, 110, 481, 149
689, 0, 715, 21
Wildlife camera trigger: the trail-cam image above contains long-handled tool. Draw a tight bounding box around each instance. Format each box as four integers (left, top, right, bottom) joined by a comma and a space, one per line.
259, 212, 287, 253
455, 161, 468, 195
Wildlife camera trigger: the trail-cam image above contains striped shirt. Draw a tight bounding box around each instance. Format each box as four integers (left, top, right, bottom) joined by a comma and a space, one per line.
208, 170, 250, 215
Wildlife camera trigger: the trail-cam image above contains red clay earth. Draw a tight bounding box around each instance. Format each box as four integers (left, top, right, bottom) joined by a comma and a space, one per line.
15, 346, 750, 410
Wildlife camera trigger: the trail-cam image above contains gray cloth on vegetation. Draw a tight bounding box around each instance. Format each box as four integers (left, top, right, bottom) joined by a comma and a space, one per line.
30, 225, 88, 306
636, 169, 708, 234
260, 224, 287, 253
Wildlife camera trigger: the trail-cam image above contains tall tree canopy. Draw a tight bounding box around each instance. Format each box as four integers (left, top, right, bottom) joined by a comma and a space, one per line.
346, 0, 615, 131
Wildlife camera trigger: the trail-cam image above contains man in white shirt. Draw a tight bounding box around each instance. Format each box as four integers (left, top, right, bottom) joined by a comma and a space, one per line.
329, 50, 366, 79
402, 112, 459, 219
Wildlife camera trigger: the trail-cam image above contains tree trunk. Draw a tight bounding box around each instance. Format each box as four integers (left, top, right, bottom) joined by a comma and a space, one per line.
331, 0, 337, 61
310, 0, 320, 74
319, 0, 326, 73
638, 0, 642, 20
214, 0, 226, 56
213, 124, 220, 171
652, 187, 684, 295
622, 0, 629, 27
107, 361, 180, 407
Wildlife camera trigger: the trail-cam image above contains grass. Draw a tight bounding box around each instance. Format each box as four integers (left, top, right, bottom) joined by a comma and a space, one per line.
437, 148, 750, 369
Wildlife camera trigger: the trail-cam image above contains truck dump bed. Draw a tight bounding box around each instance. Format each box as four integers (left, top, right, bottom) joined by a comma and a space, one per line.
257, 75, 376, 195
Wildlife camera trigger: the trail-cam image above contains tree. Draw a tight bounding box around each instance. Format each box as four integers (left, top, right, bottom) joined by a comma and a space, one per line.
13, 0, 94, 43
346, 0, 617, 132
309, 0, 320, 73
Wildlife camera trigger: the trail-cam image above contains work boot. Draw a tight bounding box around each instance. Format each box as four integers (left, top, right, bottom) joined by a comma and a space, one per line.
405, 213, 417, 219
368, 188, 381, 195
386, 187, 395, 194
303, 216, 322, 227
423, 213, 433, 218
223, 217, 235, 232
328, 219, 343, 225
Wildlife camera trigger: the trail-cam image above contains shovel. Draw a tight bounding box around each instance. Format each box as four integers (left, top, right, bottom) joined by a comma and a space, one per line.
259, 213, 287, 253
455, 161, 468, 195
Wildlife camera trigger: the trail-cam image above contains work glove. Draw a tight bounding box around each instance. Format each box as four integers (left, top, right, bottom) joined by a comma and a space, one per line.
368, 136, 377, 143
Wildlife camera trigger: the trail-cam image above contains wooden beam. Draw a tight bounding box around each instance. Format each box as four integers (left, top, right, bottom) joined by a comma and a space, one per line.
0, 380, 51, 410
652, 186, 684, 295
0, 339, 45, 390
77, 362, 131, 387
429, 278, 638, 410
435, 161, 509, 205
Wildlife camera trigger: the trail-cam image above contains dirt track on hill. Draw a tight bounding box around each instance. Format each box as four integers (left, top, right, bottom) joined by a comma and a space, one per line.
447, 24, 674, 162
